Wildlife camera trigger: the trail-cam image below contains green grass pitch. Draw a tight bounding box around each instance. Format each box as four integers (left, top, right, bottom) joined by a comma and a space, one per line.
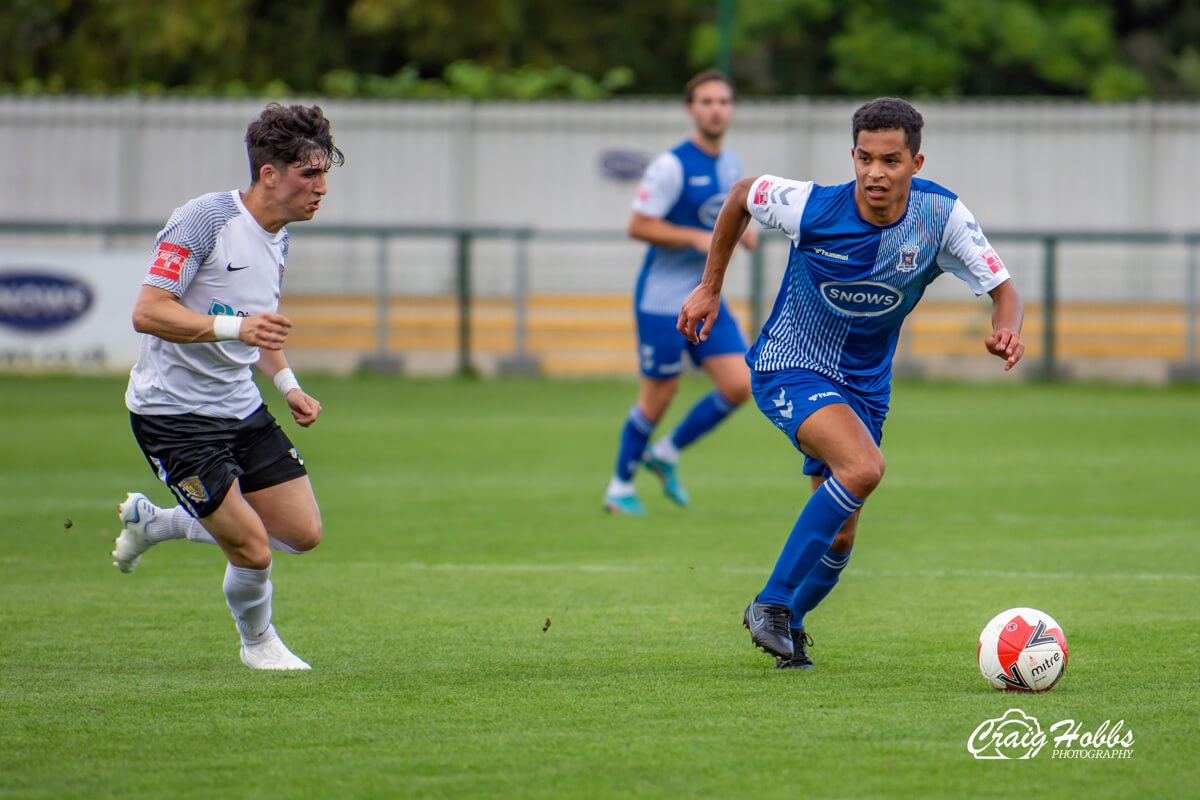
1, 374, 1197, 799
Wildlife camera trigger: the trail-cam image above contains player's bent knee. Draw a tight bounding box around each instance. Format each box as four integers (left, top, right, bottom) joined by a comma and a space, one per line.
839, 454, 885, 497
229, 542, 273, 570
295, 523, 322, 552
720, 383, 751, 407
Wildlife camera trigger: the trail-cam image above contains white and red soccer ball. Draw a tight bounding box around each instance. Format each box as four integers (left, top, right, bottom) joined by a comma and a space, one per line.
977, 607, 1068, 692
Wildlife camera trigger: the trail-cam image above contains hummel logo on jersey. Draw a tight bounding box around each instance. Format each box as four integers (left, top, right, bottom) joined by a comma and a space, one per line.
226, 263, 252, 272
770, 185, 796, 205
814, 247, 850, 261
773, 388, 793, 419
808, 391, 841, 402
964, 219, 986, 247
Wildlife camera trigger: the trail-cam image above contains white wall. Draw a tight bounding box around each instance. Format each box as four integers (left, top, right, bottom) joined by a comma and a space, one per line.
3, 96, 1198, 301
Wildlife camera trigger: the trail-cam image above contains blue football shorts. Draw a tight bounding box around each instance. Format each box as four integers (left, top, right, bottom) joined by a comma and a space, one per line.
636, 298, 747, 379
750, 366, 890, 477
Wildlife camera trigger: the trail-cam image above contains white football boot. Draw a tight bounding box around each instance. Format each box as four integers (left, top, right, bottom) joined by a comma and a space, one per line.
240, 626, 312, 671
112, 492, 160, 573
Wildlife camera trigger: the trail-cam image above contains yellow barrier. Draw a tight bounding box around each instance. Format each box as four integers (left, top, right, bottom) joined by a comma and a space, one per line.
279, 295, 1191, 374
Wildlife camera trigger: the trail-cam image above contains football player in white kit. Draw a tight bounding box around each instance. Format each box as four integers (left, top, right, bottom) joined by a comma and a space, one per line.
112, 103, 343, 670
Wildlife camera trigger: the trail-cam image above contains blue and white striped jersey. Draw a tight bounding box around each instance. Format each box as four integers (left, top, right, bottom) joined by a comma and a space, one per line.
632, 140, 743, 315
745, 175, 1011, 393
126, 190, 290, 419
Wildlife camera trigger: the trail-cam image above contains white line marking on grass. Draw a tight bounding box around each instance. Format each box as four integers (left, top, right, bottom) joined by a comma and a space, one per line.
351, 562, 1199, 582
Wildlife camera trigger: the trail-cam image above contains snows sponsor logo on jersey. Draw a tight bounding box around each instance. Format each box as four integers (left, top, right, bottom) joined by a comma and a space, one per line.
698, 194, 727, 228
818, 281, 904, 317
150, 242, 189, 282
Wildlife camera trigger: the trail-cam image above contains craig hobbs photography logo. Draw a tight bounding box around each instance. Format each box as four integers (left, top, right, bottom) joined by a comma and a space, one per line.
967, 709, 1135, 760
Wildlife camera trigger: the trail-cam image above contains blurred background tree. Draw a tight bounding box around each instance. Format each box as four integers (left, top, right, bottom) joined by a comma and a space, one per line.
0, 0, 1193, 99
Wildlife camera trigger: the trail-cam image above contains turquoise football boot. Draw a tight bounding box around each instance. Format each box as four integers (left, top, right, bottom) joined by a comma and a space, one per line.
641, 451, 691, 507
603, 490, 647, 516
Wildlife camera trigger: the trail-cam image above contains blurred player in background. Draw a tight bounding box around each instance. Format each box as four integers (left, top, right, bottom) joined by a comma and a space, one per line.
678, 98, 1025, 668
603, 69, 758, 515
111, 103, 343, 670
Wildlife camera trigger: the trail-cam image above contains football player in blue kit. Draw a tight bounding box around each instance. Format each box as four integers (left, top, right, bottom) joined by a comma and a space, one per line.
603, 70, 758, 515
678, 97, 1026, 668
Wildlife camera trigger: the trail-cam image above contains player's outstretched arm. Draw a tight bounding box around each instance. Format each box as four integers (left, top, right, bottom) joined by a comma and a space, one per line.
985, 279, 1025, 371
628, 213, 712, 252
678, 177, 754, 344
131, 285, 293, 350
257, 348, 322, 427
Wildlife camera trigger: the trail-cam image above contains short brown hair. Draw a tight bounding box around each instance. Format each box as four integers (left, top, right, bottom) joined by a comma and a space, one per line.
684, 69, 734, 103
245, 103, 345, 184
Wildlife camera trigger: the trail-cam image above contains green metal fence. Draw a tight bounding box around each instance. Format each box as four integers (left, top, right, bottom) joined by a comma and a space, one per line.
2, 221, 1197, 381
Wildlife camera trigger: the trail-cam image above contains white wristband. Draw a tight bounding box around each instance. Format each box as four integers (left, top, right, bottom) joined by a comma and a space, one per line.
213, 314, 243, 341
273, 368, 301, 396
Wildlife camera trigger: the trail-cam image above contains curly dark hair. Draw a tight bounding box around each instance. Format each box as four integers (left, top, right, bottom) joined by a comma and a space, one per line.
852, 98, 924, 156
245, 103, 345, 183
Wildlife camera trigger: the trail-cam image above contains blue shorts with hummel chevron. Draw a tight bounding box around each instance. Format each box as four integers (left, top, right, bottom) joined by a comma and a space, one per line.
749, 367, 889, 477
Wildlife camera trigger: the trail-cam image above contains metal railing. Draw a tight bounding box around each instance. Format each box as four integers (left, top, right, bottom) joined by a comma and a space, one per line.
2, 220, 1198, 380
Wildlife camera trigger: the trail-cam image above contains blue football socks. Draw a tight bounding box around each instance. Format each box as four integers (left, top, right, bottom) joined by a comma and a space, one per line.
758, 478, 862, 606
670, 390, 736, 450
614, 405, 656, 481
790, 546, 852, 629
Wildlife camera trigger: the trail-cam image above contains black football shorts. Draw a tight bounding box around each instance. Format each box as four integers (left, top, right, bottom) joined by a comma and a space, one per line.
129, 404, 307, 518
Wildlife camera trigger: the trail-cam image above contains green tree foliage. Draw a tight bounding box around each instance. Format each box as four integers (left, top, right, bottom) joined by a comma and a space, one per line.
0, 0, 1184, 99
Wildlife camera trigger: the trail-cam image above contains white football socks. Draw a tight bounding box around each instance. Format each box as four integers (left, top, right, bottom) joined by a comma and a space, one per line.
149, 505, 306, 553
142, 505, 218, 545
606, 476, 635, 496
650, 436, 681, 465
223, 562, 274, 643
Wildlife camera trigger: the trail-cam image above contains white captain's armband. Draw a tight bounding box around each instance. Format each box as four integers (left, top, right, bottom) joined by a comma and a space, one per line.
272, 368, 301, 396
212, 314, 243, 341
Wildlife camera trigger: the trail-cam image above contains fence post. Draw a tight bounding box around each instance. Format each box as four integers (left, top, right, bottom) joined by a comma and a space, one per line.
456, 230, 475, 377
358, 233, 403, 373
1168, 236, 1200, 382
498, 228, 541, 375
749, 240, 765, 334
1041, 236, 1057, 380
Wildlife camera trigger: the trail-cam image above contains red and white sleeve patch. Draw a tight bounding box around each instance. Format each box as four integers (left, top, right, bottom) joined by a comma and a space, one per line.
980, 248, 1005, 275
149, 242, 190, 281
752, 179, 772, 206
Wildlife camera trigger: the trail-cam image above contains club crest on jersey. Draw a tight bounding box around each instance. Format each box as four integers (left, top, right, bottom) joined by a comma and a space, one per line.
897, 245, 919, 272
819, 281, 903, 317
177, 476, 209, 504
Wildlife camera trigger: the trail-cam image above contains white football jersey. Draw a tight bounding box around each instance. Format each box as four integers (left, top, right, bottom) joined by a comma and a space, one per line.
126, 190, 290, 419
